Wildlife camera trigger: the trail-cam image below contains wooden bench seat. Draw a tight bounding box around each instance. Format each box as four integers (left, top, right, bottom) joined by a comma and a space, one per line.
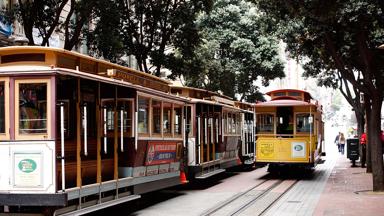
56, 158, 114, 189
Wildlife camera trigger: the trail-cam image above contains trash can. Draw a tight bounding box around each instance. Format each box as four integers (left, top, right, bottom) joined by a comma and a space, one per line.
347, 138, 359, 166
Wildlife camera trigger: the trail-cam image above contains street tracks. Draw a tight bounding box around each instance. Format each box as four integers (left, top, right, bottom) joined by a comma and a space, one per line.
200, 179, 298, 216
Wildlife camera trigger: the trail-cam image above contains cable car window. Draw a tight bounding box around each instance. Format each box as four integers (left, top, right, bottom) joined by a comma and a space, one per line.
185, 106, 192, 136
138, 97, 149, 134
256, 114, 274, 133
232, 113, 236, 134
273, 92, 286, 97
118, 100, 132, 136
228, 113, 233, 134
163, 102, 172, 135
236, 113, 241, 134
296, 113, 314, 133
0, 82, 4, 133
152, 100, 161, 134
18, 83, 47, 134
106, 107, 114, 131
174, 104, 182, 135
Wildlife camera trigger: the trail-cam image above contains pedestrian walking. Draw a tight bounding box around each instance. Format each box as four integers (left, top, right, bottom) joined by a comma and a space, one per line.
339, 133, 346, 155
335, 132, 340, 153
360, 132, 367, 167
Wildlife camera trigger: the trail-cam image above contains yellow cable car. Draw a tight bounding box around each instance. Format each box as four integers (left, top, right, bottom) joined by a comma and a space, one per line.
255, 89, 324, 170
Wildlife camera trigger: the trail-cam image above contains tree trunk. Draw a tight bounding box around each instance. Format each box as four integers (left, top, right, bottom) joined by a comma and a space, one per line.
355, 111, 365, 166
365, 98, 372, 173
136, 56, 144, 72
369, 96, 384, 191
356, 111, 365, 136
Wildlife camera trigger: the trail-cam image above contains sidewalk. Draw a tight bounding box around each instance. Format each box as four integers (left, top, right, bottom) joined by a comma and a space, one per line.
314, 154, 384, 216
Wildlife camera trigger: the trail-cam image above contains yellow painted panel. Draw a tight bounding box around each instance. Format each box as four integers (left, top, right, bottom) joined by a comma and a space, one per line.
257, 138, 276, 159
256, 136, 317, 163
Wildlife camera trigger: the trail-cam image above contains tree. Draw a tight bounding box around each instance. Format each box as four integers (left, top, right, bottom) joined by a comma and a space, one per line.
171, 0, 284, 101
14, 0, 100, 50
255, 0, 384, 190
87, 0, 125, 63
88, 0, 212, 76
312, 69, 366, 163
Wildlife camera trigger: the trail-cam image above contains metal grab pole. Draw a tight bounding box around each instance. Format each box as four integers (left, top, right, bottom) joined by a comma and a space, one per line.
210, 118, 213, 145
245, 120, 248, 155
197, 116, 201, 164
205, 118, 208, 145
183, 118, 186, 147
60, 103, 66, 191
135, 111, 138, 150
216, 118, 219, 143
221, 118, 224, 142
120, 110, 124, 152
103, 107, 107, 154
83, 105, 88, 156
309, 106, 312, 162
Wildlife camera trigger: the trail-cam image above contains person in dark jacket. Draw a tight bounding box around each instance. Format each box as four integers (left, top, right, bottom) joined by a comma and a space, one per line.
335, 132, 340, 153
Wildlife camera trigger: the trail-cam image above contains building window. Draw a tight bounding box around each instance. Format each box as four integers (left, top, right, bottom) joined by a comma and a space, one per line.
152, 100, 161, 134
256, 114, 274, 133
0, 0, 10, 10
138, 97, 149, 134
17, 82, 48, 135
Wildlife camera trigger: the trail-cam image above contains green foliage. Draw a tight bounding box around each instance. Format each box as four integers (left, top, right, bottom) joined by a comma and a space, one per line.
255, 0, 384, 190
13, 0, 100, 50
177, 0, 284, 102
88, 0, 211, 75
87, 0, 125, 63
255, 0, 384, 91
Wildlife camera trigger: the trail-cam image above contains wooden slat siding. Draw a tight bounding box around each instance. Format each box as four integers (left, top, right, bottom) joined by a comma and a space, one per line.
98, 63, 109, 75
57, 54, 77, 70
97, 83, 101, 183
76, 78, 82, 187
80, 59, 96, 74
111, 70, 170, 93
57, 158, 114, 189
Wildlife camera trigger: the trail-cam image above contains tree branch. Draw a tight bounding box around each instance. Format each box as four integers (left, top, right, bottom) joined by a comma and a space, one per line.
41, 0, 69, 46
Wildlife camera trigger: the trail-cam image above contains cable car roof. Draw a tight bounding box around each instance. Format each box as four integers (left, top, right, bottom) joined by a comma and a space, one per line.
255, 99, 316, 107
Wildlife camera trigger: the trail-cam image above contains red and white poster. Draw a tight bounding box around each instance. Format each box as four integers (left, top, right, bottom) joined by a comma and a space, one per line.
145, 142, 177, 165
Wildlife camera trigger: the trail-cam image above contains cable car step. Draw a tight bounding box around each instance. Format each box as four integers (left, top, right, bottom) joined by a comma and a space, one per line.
195, 169, 225, 179
56, 194, 141, 216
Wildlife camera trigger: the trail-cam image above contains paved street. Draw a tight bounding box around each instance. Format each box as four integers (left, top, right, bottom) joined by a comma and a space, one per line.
89, 129, 340, 216
126, 152, 336, 216
87, 124, 384, 216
